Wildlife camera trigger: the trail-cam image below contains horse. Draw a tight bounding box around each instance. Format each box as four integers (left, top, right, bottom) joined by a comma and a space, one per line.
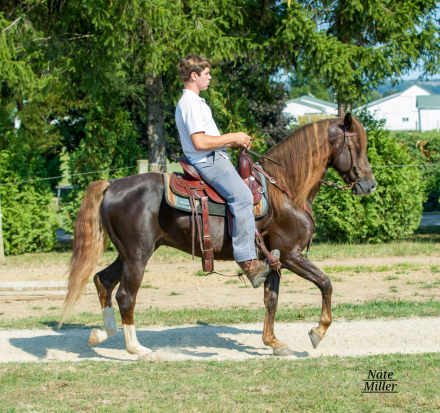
59, 113, 376, 360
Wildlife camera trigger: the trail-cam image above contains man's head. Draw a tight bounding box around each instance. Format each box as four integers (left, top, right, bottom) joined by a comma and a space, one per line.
178, 55, 211, 91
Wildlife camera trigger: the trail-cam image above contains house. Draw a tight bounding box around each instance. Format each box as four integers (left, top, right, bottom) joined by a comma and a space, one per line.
359, 84, 433, 131
417, 95, 440, 132
283, 95, 338, 122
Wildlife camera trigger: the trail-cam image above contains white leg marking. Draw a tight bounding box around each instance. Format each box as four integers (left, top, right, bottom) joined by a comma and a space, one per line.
123, 324, 155, 360
88, 307, 117, 346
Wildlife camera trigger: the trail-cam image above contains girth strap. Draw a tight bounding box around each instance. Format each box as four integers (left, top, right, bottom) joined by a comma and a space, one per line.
200, 196, 214, 272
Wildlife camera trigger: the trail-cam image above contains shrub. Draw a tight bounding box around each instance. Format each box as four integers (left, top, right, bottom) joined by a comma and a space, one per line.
314, 113, 425, 243
392, 130, 440, 212
0, 123, 58, 254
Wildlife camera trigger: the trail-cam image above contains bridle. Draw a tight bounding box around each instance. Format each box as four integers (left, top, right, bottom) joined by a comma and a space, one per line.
319, 127, 361, 191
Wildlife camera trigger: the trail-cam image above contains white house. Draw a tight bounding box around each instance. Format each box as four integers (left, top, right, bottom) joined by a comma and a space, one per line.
360, 84, 432, 131
283, 95, 338, 121
417, 95, 440, 132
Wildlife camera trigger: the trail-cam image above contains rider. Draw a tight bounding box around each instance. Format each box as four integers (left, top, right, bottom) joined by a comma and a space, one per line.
175, 54, 275, 288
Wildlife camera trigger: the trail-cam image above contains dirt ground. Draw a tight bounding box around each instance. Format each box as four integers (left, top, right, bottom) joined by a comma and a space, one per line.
2, 317, 440, 362
1, 255, 439, 319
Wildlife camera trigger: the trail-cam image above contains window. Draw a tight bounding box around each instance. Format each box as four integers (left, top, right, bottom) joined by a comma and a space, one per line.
402, 117, 409, 122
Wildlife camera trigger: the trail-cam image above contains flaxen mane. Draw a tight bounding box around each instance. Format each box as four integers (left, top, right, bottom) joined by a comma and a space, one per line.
260, 118, 367, 215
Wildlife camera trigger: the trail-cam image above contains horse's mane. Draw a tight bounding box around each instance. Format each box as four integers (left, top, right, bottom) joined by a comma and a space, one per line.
259, 118, 367, 215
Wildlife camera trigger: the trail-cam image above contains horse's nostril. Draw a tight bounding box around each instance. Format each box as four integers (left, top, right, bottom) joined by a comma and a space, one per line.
371, 184, 377, 191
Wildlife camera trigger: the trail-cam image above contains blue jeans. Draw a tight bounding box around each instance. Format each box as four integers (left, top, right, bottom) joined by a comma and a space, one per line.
193, 152, 257, 262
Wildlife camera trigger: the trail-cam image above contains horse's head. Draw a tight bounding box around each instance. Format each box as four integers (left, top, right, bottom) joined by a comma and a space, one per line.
329, 113, 377, 196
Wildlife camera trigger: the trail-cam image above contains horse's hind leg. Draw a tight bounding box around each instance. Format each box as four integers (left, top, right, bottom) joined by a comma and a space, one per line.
116, 250, 155, 361
284, 249, 332, 349
262, 271, 294, 356
89, 257, 123, 346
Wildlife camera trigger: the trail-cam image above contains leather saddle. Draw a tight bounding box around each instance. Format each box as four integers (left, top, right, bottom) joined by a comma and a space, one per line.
169, 149, 281, 274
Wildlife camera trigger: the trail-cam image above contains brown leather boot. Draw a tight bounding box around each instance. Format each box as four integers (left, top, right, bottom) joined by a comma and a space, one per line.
238, 250, 280, 288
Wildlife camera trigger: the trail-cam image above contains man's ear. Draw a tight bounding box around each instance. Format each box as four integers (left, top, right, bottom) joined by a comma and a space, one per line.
344, 113, 353, 131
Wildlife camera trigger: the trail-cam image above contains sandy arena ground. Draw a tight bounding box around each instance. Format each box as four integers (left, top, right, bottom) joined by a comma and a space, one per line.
1, 254, 439, 362
0, 255, 439, 318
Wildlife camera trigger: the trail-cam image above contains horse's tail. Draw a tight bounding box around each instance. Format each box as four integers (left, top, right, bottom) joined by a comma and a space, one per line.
59, 180, 110, 328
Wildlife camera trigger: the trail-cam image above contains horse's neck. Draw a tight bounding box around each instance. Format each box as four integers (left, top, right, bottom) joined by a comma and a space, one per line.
305, 167, 329, 207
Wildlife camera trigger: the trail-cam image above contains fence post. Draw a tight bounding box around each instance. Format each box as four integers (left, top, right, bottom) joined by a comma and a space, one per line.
0, 191, 4, 262
137, 160, 149, 174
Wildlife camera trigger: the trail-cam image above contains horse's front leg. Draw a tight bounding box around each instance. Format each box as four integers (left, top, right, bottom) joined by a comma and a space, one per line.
263, 271, 294, 356
283, 247, 333, 349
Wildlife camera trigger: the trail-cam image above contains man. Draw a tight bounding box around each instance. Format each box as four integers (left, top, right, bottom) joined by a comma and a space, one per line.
175, 54, 277, 288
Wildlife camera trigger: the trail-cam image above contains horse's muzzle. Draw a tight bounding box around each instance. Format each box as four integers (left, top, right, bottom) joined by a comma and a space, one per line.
352, 179, 377, 196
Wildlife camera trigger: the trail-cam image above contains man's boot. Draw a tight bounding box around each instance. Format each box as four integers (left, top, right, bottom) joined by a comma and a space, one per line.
238, 250, 280, 288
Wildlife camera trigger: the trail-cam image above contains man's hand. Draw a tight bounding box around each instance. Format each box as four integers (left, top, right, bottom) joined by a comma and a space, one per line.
227, 132, 252, 149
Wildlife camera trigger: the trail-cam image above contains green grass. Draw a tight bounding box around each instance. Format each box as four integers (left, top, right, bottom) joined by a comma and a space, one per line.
2, 229, 440, 269
169, 292, 181, 296
225, 279, 239, 284
1, 353, 439, 412
2, 300, 440, 330
385, 275, 399, 281
194, 270, 208, 277
323, 262, 422, 275
389, 286, 398, 293
140, 284, 158, 289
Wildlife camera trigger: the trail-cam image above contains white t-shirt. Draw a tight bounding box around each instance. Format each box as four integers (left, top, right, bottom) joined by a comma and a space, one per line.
175, 89, 228, 164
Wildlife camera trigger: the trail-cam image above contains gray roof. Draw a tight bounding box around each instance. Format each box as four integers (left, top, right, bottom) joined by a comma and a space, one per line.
362, 83, 433, 109
417, 95, 440, 108
285, 95, 337, 111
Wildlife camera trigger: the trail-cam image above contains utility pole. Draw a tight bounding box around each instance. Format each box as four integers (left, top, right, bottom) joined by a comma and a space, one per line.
0, 191, 4, 262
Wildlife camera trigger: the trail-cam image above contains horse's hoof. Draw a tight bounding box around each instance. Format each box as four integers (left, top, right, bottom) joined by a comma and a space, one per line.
273, 346, 294, 357
88, 328, 103, 346
138, 352, 156, 362
308, 327, 323, 349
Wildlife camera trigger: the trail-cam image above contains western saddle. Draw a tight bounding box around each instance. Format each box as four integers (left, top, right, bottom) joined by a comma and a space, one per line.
169, 149, 286, 274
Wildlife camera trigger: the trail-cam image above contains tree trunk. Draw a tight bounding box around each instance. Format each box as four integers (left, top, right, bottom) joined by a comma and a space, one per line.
145, 73, 166, 173
338, 102, 352, 118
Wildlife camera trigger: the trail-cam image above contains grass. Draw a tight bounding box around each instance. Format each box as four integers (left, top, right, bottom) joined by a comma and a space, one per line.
1, 353, 439, 412
140, 284, 158, 289
225, 279, 239, 284
2, 226, 440, 269
323, 262, 422, 274
389, 286, 398, 293
194, 270, 208, 277
169, 292, 181, 296
385, 275, 399, 281
2, 300, 440, 330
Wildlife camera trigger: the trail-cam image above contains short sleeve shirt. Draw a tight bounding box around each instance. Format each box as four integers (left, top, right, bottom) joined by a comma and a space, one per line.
175, 89, 227, 164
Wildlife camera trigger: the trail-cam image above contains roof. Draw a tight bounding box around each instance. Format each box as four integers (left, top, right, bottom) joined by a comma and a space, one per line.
362, 83, 433, 109
285, 95, 337, 111
417, 95, 440, 108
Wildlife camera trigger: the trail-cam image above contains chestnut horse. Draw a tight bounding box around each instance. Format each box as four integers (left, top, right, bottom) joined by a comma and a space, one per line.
60, 113, 376, 360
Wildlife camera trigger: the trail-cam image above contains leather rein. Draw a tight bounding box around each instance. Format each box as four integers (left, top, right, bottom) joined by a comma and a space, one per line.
318, 128, 360, 191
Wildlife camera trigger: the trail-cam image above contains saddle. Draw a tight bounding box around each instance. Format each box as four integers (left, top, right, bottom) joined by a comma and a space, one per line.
169, 149, 286, 273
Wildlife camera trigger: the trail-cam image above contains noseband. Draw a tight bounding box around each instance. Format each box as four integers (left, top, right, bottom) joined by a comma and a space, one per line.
319, 128, 360, 191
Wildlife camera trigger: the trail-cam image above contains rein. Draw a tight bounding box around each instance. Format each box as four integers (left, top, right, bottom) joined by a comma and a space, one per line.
318, 129, 360, 191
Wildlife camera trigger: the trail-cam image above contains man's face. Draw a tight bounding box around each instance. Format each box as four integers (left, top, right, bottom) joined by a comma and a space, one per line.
191, 67, 211, 91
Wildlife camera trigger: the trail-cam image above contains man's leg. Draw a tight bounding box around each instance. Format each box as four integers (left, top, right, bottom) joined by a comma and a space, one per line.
193, 152, 274, 287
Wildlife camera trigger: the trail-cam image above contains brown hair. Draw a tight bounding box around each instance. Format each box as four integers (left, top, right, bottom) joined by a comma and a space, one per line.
59, 180, 110, 327
260, 118, 367, 216
178, 55, 211, 83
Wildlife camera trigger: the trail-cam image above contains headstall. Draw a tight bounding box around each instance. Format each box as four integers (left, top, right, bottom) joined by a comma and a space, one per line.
319, 127, 360, 191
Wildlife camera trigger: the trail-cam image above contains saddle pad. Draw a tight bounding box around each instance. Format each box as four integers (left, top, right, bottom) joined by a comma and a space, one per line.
163, 172, 268, 218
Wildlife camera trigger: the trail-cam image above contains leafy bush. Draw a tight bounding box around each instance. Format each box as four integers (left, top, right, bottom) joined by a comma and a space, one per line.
314, 112, 425, 243
61, 103, 145, 233
0, 109, 59, 254
391, 130, 440, 212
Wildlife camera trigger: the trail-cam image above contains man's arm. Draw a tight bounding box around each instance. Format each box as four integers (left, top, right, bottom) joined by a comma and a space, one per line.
190, 131, 252, 151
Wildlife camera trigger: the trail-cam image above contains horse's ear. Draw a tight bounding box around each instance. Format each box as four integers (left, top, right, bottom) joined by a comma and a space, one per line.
344, 113, 353, 131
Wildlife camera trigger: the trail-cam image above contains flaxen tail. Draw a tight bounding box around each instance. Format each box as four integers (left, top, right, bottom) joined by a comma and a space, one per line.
59, 180, 110, 327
